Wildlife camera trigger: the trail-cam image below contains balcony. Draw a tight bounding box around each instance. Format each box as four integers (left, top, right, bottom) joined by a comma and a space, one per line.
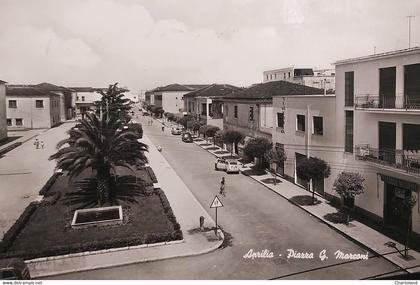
355, 144, 420, 176
354, 95, 420, 112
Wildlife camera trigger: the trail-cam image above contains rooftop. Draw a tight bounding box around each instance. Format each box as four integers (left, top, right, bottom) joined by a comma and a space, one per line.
334, 46, 420, 65
151, 83, 209, 93
183, 84, 242, 98
222, 80, 326, 100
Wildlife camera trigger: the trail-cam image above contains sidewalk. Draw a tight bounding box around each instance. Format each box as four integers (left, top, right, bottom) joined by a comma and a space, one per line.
0, 123, 75, 240
0, 129, 47, 153
193, 135, 420, 274
27, 132, 223, 278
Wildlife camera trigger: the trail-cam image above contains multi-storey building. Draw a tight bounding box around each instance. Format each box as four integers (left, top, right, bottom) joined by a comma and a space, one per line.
272, 93, 336, 191
6, 86, 61, 129
183, 84, 241, 129
221, 80, 325, 155
70, 87, 103, 118
263, 67, 335, 92
147, 84, 208, 114
333, 46, 420, 241
0, 80, 7, 141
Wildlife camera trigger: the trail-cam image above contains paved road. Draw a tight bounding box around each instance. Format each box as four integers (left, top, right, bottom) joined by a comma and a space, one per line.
50, 116, 403, 280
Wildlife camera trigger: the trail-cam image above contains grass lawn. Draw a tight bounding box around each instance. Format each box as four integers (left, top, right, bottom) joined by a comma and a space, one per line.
3, 167, 182, 259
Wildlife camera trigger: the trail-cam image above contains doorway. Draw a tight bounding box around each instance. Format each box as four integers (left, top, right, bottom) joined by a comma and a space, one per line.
385, 184, 411, 233
379, 67, 396, 108
379, 121, 396, 164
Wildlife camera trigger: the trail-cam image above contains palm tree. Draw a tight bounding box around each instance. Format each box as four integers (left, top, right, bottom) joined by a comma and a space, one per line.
49, 112, 148, 206
95, 83, 133, 123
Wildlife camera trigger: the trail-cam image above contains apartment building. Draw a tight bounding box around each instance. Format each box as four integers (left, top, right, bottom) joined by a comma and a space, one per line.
221, 80, 325, 156
333, 47, 420, 241
272, 93, 336, 192
183, 84, 241, 129
263, 67, 335, 92
0, 80, 7, 141
147, 84, 208, 114
6, 86, 61, 129
70, 87, 103, 118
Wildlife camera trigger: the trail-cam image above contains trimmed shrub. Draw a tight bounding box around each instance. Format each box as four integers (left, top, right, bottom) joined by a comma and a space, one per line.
39, 173, 61, 196
0, 202, 38, 253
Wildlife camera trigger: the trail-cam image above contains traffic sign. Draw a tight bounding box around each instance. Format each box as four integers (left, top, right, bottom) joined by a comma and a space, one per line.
210, 195, 224, 208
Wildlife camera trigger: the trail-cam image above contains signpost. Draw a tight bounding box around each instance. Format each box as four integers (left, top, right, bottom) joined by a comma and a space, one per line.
210, 195, 224, 232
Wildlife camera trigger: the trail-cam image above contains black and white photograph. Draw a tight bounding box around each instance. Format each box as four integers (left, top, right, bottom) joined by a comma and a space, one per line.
0, 0, 420, 282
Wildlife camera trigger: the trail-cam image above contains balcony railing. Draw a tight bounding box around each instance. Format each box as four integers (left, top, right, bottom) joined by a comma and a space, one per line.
354, 95, 420, 110
355, 144, 420, 176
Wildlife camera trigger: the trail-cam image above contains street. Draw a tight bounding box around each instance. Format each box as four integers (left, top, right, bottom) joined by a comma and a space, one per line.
47, 116, 404, 280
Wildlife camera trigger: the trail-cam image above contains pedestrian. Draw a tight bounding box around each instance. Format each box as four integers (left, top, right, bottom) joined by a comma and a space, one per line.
40, 141, 44, 149
34, 139, 39, 149
219, 177, 226, 197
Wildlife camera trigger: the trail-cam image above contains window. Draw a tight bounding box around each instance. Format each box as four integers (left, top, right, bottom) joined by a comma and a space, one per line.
6, 119, 11, 126
288, 72, 291, 78
277, 112, 284, 128
249, 106, 254, 121
345, 111, 354, 153
296, 114, 305, 132
313, 116, 323, 135
8, 100, 17, 108
234, 105, 238, 118
201, 103, 207, 116
15, 118, 23, 126
81, 96, 85, 102
209, 103, 213, 117
76, 96, 79, 101
284, 73, 286, 79
36, 100, 44, 108
345, 71, 354, 106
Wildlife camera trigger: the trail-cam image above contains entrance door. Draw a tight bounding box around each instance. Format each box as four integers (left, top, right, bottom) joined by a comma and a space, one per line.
385, 184, 411, 232
295, 153, 309, 189
379, 67, 396, 108
313, 177, 324, 196
379, 122, 396, 164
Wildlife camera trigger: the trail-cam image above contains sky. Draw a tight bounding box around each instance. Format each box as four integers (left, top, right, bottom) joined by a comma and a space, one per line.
0, 0, 419, 94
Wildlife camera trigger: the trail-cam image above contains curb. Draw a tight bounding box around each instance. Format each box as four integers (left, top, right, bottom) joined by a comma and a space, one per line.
30, 233, 223, 278
246, 174, 415, 274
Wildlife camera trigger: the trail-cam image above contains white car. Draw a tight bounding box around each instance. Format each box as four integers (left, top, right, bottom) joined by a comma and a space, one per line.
214, 158, 240, 174
171, 127, 183, 135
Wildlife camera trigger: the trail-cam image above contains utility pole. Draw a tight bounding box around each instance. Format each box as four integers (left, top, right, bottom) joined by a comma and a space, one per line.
407, 15, 415, 48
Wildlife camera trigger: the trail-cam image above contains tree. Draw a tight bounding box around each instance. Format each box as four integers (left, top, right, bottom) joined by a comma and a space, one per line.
49, 112, 148, 206
403, 194, 417, 257
198, 125, 208, 138
179, 115, 193, 129
166, 112, 175, 122
95, 83, 132, 123
333, 172, 365, 224
243, 137, 272, 165
264, 148, 287, 185
186, 119, 196, 132
222, 130, 245, 156
296, 157, 331, 204
214, 130, 225, 147
205, 125, 220, 146
192, 121, 203, 134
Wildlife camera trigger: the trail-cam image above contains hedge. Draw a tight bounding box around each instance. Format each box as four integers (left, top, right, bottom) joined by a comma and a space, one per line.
39, 173, 61, 196
0, 202, 38, 253
1, 188, 183, 260
0, 142, 22, 157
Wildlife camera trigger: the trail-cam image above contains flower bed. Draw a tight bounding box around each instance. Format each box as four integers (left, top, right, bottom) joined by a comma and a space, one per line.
0, 168, 182, 260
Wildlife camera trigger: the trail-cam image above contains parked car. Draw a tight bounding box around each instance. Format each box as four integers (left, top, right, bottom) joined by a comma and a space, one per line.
171, 127, 183, 135
143, 112, 150, 116
214, 158, 240, 174
182, 132, 193, 143
0, 258, 31, 280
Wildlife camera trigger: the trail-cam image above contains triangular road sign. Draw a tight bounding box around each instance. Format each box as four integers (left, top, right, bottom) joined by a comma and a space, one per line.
210, 195, 224, 208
